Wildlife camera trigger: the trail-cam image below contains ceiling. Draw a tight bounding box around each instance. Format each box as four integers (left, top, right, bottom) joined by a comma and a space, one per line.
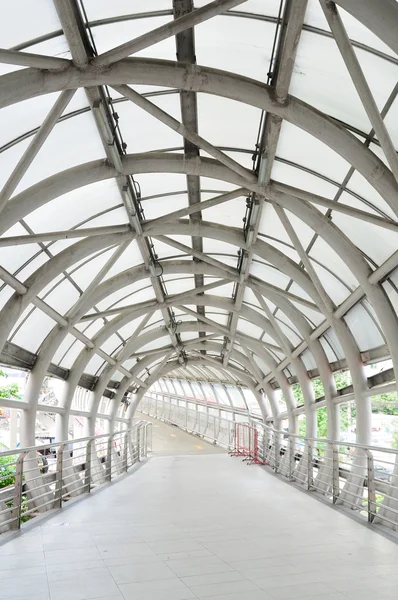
0, 0, 397, 427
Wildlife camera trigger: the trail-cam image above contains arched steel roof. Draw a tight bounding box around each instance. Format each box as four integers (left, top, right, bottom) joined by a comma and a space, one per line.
0, 0, 397, 446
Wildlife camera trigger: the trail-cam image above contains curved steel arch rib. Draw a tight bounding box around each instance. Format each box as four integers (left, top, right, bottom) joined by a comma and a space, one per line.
2, 151, 396, 384
0, 216, 324, 355
0, 59, 397, 215
127, 355, 269, 424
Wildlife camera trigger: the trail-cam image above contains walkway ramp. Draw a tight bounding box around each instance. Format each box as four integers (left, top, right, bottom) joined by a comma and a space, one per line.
1, 420, 398, 600
137, 411, 225, 456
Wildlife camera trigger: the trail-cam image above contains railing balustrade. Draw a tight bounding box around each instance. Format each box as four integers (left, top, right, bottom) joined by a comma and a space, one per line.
140, 394, 398, 531
0, 420, 152, 534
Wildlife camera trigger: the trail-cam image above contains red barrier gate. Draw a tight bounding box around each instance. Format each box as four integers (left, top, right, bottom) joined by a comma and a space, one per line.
229, 423, 265, 465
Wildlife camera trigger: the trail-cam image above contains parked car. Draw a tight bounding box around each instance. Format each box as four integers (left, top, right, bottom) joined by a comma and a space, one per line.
374, 464, 393, 482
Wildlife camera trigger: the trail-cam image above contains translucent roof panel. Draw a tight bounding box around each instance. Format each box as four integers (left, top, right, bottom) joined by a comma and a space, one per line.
0, 0, 397, 440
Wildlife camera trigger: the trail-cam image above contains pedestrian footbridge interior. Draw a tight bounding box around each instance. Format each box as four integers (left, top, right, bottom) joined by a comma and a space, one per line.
1, 1, 398, 599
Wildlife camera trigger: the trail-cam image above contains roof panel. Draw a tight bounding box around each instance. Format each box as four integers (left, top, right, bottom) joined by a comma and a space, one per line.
24, 179, 123, 234
1, 0, 61, 48
0, 1, 397, 419
290, 31, 371, 132
195, 15, 275, 79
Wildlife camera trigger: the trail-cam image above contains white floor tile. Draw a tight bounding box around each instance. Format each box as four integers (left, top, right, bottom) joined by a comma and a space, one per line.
120, 589, 195, 600
200, 593, 274, 600
0, 446, 398, 600
268, 582, 338, 600
158, 548, 214, 561
189, 579, 260, 598
169, 561, 234, 578
181, 570, 245, 587
108, 562, 177, 585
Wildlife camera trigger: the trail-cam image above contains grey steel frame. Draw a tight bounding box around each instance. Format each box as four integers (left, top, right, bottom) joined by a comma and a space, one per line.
0, 0, 397, 479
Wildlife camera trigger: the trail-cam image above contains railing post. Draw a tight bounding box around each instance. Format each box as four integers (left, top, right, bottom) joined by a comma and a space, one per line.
146, 423, 152, 454
106, 434, 115, 482
307, 441, 313, 491
137, 426, 141, 462
56, 444, 66, 508
85, 440, 92, 493
10, 453, 26, 530
123, 432, 129, 470
145, 425, 149, 457
366, 450, 376, 523
288, 436, 295, 479
274, 432, 280, 473
260, 429, 266, 463
332, 443, 340, 504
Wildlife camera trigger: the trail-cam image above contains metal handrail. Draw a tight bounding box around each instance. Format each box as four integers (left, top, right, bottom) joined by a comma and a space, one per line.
259, 421, 398, 456
141, 394, 398, 532
0, 430, 125, 458
0, 421, 152, 535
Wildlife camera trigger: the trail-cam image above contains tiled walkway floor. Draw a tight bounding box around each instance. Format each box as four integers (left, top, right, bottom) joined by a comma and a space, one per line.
1, 424, 398, 600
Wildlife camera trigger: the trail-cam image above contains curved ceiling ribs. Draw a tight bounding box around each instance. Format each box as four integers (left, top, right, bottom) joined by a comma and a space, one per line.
0, 0, 397, 447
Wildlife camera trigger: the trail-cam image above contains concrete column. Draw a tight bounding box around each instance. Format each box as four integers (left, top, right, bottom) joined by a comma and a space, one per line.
333, 319, 369, 506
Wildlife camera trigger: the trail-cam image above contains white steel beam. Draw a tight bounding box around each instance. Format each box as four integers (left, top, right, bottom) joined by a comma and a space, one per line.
270, 182, 398, 232
93, 0, 249, 66
222, 0, 308, 367
152, 233, 240, 279
0, 225, 131, 247
320, 0, 398, 184
53, 0, 181, 359
176, 305, 282, 353
146, 188, 248, 227
113, 84, 256, 184
0, 264, 146, 388
0, 89, 75, 213
333, 0, 398, 57
0, 48, 69, 69
273, 204, 334, 314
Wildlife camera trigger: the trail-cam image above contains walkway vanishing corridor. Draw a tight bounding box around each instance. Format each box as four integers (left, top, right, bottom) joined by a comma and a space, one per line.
2, 421, 398, 600
136, 412, 225, 456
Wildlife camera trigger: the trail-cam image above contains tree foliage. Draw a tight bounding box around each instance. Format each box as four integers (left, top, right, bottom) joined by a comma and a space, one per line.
0, 369, 21, 489
290, 368, 398, 439
0, 454, 17, 488
0, 369, 21, 400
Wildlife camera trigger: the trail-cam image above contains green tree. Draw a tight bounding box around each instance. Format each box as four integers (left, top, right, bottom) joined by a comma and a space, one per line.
292, 372, 353, 438
282, 368, 398, 439
0, 369, 21, 489
370, 393, 398, 415
0, 454, 17, 488
0, 369, 21, 400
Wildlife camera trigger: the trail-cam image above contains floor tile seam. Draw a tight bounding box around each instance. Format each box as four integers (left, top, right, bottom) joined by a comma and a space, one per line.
91, 533, 147, 550
209, 550, 241, 580
162, 545, 236, 577
40, 525, 51, 600
117, 571, 201, 599
327, 577, 397, 595
163, 542, 236, 600
264, 584, 351, 600
187, 574, 264, 595
102, 548, 182, 589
